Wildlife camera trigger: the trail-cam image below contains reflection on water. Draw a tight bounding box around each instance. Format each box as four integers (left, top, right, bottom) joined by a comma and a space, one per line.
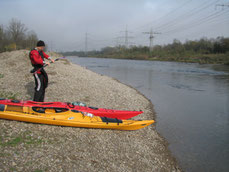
68, 56, 229, 172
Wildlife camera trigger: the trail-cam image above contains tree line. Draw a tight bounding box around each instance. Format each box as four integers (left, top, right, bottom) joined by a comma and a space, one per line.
0, 18, 38, 52
99, 37, 229, 56
152, 37, 229, 55
63, 37, 229, 64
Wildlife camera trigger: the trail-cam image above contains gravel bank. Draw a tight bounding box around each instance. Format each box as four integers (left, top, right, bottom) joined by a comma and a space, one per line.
0, 50, 181, 172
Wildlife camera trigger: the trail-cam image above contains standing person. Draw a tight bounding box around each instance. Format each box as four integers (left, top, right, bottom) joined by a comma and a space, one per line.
29, 40, 54, 102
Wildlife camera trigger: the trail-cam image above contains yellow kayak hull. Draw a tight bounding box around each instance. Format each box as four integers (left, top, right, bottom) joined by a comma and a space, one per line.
0, 105, 154, 130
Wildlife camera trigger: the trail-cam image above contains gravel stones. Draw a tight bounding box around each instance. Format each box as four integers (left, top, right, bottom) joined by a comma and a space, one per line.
0, 50, 181, 172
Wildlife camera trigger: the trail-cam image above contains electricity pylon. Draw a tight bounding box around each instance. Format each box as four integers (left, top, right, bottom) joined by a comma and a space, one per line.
85, 32, 88, 56
120, 25, 134, 48
143, 28, 161, 52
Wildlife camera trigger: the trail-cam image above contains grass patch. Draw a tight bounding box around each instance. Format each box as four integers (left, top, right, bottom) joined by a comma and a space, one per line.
34, 170, 43, 172
25, 136, 42, 145
61, 58, 71, 65
10, 167, 17, 171
0, 152, 11, 157
0, 73, 4, 79
5, 137, 22, 146
0, 91, 19, 99
0, 133, 43, 147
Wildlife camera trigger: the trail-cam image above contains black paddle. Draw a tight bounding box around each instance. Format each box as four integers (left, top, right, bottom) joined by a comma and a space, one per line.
31, 56, 66, 74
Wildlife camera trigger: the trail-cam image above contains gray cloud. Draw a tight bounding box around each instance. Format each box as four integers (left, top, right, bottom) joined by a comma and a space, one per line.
0, 0, 228, 51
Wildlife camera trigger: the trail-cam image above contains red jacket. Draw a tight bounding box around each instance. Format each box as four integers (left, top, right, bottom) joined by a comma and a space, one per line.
30, 49, 50, 74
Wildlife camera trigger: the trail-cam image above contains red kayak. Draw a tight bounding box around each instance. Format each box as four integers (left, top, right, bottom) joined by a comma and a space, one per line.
0, 98, 143, 120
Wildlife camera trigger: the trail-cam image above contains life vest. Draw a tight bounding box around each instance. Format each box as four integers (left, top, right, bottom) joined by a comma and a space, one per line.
29, 48, 45, 68
29, 48, 49, 88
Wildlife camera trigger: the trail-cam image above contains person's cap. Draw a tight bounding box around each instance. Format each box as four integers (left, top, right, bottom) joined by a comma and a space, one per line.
37, 40, 45, 47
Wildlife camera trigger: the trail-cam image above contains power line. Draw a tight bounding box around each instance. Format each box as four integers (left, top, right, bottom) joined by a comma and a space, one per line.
131, 0, 222, 44
157, 0, 227, 35
198, 9, 229, 25
181, 13, 229, 40
69, 1, 228, 51
216, 3, 229, 9
162, 9, 229, 35
134, 0, 192, 31
155, 0, 220, 31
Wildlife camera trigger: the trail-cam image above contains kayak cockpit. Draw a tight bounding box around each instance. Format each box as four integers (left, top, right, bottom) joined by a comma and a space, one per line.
1, 104, 70, 115
32, 107, 69, 114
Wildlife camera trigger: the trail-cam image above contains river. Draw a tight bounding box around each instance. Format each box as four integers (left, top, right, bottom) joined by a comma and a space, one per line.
67, 56, 229, 172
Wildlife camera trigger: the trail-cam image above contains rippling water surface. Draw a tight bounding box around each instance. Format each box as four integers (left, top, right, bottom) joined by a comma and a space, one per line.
68, 56, 229, 172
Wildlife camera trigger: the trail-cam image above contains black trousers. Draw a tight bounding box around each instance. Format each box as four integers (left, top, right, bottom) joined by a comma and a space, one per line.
33, 70, 48, 102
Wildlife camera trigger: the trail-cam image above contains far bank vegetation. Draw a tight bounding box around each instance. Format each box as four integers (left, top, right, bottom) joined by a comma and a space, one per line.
64, 37, 229, 65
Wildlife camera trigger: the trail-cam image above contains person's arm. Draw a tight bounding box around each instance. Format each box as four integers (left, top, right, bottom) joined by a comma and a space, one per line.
43, 51, 55, 63
30, 50, 44, 65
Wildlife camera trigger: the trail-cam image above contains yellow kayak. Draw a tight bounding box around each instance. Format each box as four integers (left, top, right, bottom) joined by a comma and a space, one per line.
0, 104, 154, 130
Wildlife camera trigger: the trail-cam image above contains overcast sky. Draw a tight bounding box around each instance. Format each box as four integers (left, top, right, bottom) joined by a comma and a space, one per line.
0, 0, 229, 51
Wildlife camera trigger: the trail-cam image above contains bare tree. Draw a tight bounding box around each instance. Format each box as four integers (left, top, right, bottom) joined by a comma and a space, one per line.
0, 25, 3, 39
0, 25, 3, 52
0, 25, 6, 52
7, 18, 27, 48
0, 25, 3, 41
0, 19, 41, 52
26, 30, 38, 49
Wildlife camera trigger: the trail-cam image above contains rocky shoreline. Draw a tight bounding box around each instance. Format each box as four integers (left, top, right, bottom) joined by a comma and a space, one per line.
0, 50, 181, 171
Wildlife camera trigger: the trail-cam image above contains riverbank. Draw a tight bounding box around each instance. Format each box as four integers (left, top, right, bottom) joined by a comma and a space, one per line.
86, 53, 229, 65
0, 50, 181, 171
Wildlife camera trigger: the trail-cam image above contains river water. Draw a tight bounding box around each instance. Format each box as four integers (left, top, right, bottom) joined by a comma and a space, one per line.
67, 56, 229, 172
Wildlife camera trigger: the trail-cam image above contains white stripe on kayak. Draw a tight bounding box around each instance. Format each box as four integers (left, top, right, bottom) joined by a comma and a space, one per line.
35, 73, 41, 91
